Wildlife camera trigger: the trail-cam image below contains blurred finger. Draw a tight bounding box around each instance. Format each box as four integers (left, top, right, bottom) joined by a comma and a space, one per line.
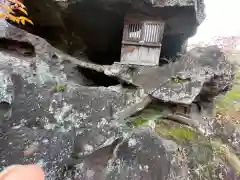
0, 164, 44, 180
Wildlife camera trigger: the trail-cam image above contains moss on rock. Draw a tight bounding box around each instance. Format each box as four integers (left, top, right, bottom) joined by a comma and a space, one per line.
216, 72, 240, 123
217, 72, 240, 111
126, 104, 164, 129
54, 84, 67, 93
126, 104, 240, 179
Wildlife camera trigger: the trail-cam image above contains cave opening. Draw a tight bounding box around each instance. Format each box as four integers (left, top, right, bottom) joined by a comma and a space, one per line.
66, 2, 187, 66
61, 0, 126, 86
0, 38, 36, 57
64, 0, 125, 66
77, 67, 121, 87
160, 34, 187, 60
23, 0, 189, 87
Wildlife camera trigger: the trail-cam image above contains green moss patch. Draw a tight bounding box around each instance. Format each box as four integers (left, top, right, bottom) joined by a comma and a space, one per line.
155, 120, 206, 144
54, 84, 67, 93
217, 72, 240, 113
126, 104, 164, 128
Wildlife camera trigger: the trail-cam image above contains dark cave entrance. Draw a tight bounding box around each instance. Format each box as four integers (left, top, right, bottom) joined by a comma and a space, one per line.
64, 2, 186, 85
25, 0, 188, 87
62, 0, 125, 86
64, 2, 187, 65
64, 0, 125, 66
160, 34, 187, 60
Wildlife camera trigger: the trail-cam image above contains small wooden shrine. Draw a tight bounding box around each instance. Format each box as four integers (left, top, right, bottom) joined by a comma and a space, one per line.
120, 13, 165, 66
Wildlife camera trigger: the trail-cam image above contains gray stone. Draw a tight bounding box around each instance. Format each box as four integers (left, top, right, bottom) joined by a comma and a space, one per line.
105, 46, 236, 105
0, 127, 74, 180
105, 128, 179, 180
65, 127, 180, 180
0, 22, 152, 179
96, 0, 205, 24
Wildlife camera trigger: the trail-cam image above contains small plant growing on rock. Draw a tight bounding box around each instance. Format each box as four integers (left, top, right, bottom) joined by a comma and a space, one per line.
0, 0, 33, 25
53, 84, 67, 93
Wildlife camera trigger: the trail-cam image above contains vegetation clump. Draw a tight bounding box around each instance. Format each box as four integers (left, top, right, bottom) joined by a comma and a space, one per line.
54, 84, 67, 93
0, 0, 33, 25
216, 72, 240, 123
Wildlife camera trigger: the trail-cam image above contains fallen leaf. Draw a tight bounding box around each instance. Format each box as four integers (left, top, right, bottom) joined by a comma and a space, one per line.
17, 7, 28, 15
6, 14, 20, 23
19, 16, 33, 25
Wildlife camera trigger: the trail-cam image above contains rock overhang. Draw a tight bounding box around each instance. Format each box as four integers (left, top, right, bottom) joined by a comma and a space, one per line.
20, 0, 205, 62
87, 0, 206, 35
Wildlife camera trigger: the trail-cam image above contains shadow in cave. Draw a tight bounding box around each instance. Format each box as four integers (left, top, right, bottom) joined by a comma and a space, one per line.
160, 34, 186, 60
0, 38, 36, 57
62, 0, 125, 86
21, 0, 191, 87
65, 0, 124, 66
76, 66, 120, 87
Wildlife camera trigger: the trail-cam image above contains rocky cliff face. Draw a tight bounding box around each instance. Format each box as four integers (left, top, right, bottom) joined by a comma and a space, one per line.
0, 0, 239, 180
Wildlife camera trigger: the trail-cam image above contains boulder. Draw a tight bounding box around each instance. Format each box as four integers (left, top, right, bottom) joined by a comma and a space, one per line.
105, 46, 236, 105
0, 22, 152, 179
65, 128, 180, 180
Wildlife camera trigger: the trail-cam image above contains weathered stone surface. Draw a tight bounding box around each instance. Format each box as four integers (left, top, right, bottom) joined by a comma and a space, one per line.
105, 46, 236, 105
0, 22, 151, 179
96, 0, 205, 24
0, 127, 75, 180
65, 127, 180, 180
126, 105, 240, 180
105, 128, 179, 180
155, 119, 236, 180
